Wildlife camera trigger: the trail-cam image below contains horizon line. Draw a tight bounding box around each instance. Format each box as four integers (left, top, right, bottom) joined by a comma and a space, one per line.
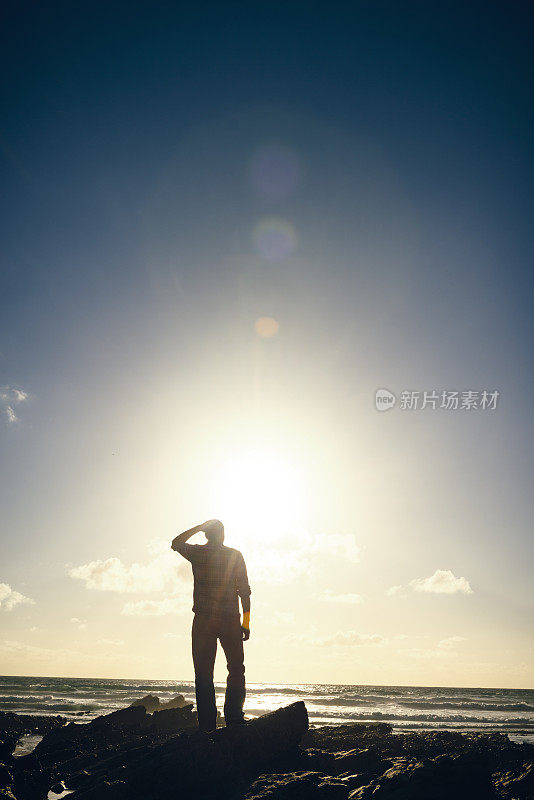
1, 674, 532, 692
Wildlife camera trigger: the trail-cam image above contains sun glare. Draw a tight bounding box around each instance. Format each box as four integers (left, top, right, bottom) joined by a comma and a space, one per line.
208, 447, 307, 544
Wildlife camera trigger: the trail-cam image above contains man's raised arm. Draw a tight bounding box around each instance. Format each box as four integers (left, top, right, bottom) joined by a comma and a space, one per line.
171, 523, 204, 557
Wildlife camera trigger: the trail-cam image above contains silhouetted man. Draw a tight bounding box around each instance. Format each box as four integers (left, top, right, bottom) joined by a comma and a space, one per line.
171, 519, 251, 732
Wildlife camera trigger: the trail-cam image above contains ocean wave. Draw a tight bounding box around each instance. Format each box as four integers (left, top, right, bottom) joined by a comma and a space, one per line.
397, 700, 534, 712
303, 709, 534, 726
0, 694, 57, 703
302, 696, 373, 707
264, 694, 534, 713
0, 700, 106, 713
244, 686, 326, 696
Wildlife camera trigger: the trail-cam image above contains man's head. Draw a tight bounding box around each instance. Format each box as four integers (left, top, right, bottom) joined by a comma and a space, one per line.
203, 519, 224, 546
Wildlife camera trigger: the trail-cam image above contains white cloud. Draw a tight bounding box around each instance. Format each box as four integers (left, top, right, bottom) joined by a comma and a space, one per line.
0, 385, 29, 424
438, 635, 467, 650
0, 582, 35, 611
321, 590, 364, 604
410, 569, 473, 595
68, 541, 188, 594
316, 630, 385, 647
122, 597, 187, 616
387, 569, 473, 599
386, 585, 408, 598
70, 617, 87, 630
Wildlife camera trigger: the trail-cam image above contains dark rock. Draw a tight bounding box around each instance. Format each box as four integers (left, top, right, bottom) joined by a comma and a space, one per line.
11, 752, 51, 800
89, 706, 147, 729
302, 723, 534, 781
150, 704, 195, 732
129, 695, 160, 713
332, 748, 386, 773
66, 701, 309, 799
129, 693, 189, 713
302, 723, 393, 753
31, 700, 196, 792
88, 702, 195, 733
494, 760, 534, 799
303, 747, 390, 779
0, 764, 13, 791
349, 752, 495, 799
336, 774, 370, 792
0, 711, 66, 737
5, 703, 534, 800
244, 771, 348, 799
160, 693, 189, 710
0, 738, 17, 763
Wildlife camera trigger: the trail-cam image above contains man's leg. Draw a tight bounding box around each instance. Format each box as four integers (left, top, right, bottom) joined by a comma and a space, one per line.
219, 616, 246, 725
192, 614, 218, 732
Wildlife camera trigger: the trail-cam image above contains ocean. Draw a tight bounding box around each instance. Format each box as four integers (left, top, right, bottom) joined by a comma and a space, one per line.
1, 676, 533, 741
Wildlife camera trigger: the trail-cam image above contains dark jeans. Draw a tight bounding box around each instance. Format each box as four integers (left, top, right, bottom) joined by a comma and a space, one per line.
192, 612, 245, 732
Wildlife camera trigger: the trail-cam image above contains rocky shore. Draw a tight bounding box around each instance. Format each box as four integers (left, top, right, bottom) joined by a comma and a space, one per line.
1, 699, 533, 799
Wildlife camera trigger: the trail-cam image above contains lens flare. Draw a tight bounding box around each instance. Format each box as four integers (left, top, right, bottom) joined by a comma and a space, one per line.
252, 217, 297, 262
254, 317, 279, 338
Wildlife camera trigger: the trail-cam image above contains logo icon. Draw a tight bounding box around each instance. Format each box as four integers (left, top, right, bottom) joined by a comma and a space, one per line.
375, 388, 396, 411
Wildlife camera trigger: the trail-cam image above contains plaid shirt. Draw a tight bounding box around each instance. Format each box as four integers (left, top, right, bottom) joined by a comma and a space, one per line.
176, 542, 251, 618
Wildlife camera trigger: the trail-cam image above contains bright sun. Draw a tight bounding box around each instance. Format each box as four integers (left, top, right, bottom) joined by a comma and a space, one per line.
208, 447, 308, 543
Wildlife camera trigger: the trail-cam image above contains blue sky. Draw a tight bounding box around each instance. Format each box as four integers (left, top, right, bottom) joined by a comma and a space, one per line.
0, 2, 533, 684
